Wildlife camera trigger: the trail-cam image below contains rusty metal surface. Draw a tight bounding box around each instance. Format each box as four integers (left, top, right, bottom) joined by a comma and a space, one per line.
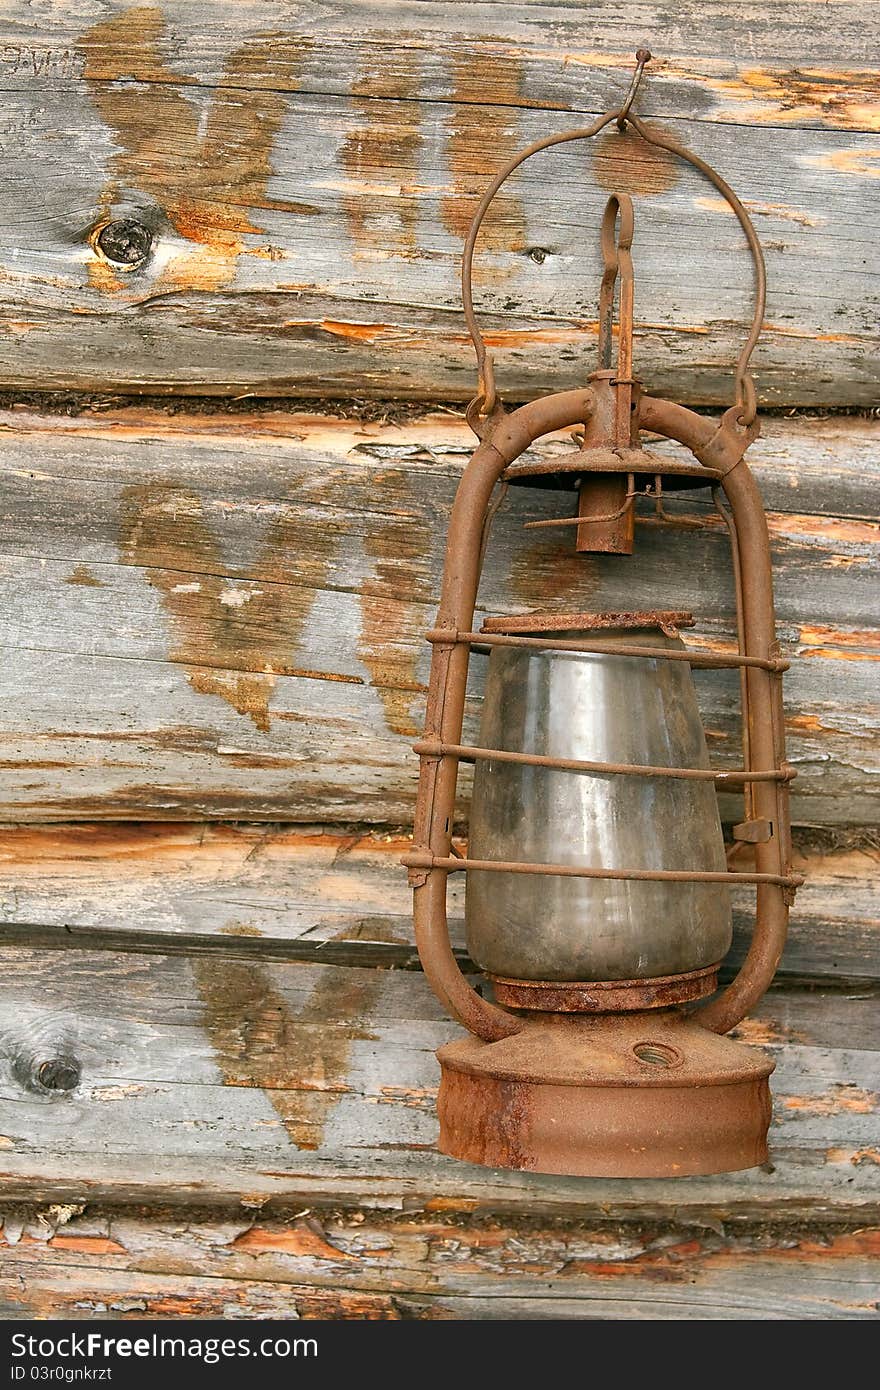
502, 448, 722, 487
437, 1010, 774, 1177
407, 848, 799, 889
412, 739, 795, 787
481, 610, 694, 633
425, 627, 790, 672
488, 965, 720, 1013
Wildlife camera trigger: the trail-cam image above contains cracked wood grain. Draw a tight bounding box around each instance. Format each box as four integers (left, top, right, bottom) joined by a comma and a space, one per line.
0, 407, 876, 823
0, 823, 876, 983
0, 1205, 878, 1319
0, 950, 876, 1227
0, 4, 876, 400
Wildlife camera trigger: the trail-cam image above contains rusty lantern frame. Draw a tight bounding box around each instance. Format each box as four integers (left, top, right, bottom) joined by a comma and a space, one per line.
402, 53, 804, 1176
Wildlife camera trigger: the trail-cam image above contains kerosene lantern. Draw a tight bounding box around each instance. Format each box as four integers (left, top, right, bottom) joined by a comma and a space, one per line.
404, 52, 802, 1177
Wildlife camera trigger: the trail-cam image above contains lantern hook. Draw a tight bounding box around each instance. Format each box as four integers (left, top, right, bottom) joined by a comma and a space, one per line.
617, 48, 652, 129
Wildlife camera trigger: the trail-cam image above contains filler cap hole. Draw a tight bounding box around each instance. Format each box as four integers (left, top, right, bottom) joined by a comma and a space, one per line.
633, 1041, 681, 1069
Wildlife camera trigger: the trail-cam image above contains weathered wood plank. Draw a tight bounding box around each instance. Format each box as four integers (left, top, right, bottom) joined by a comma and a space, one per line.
1, 1205, 877, 1320
0, 408, 876, 822
0, 949, 876, 1225
0, 824, 876, 983
0, 4, 876, 401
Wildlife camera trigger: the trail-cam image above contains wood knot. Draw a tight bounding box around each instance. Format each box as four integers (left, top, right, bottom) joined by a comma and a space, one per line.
35, 1058, 81, 1093
12, 1050, 81, 1095
94, 218, 154, 268
4, 1015, 82, 1096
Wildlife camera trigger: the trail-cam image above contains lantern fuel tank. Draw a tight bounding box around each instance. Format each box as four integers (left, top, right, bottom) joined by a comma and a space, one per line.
466, 614, 732, 984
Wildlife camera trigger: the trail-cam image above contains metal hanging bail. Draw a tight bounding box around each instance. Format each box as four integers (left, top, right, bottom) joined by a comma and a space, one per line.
461, 49, 764, 435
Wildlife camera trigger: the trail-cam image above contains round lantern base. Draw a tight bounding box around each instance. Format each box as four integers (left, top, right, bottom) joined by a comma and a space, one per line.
437, 1010, 773, 1178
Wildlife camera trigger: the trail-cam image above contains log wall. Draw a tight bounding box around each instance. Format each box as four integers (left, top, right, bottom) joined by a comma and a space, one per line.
0, 0, 876, 1321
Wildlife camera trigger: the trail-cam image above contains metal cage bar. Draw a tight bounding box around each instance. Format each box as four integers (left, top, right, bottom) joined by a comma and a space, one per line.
408, 385, 795, 1042
425, 628, 789, 672
413, 739, 795, 786
405, 851, 800, 890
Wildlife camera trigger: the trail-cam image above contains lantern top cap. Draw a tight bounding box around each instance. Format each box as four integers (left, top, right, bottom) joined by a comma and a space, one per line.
481, 610, 695, 635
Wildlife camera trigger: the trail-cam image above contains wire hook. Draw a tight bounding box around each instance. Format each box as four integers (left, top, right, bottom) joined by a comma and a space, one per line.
617, 48, 652, 129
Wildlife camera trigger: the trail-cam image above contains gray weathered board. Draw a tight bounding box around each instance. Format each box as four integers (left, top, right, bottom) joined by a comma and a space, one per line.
0, 406, 876, 822
0, 952, 877, 1318
0, 2, 877, 401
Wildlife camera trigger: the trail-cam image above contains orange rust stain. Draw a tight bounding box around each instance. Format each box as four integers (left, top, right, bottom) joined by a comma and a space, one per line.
826, 1147, 880, 1166
0, 822, 412, 872
481, 326, 595, 348
280, 317, 714, 350
564, 1228, 880, 1281
798, 625, 880, 657
786, 714, 826, 734
469, 321, 710, 345
285, 667, 364, 685
317, 319, 392, 343
232, 1222, 356, 1261
693, 195, 821, 228
802, 147, 880, 178
65, 563, 105, 587
593, 122, 678, 196
730, 1016, 803, 1046
47, 1234, 128, 1255
558, 54, 880, 133
791, 1229, 880, 1259
685, 634, 739, 658
707, 66, 880, 132
0, 1233, 127, 1255
424, 1196, 481, 1212
193, 961, 379, 1151
800, 647, 880, 663
376, 1084, 438, 1111
79, 8, 313, 293
282, 318, 401, 344
767, 512, 879, 546
442, 51, 525, 278
783, 1086, 878, 1116
341, 58, 423, 261
359, 473, 433, 737
762, 322, 866, 346
117, 482, 338, 731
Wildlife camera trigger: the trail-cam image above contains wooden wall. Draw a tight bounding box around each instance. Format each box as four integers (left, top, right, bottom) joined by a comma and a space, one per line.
0, 1, 877, 1320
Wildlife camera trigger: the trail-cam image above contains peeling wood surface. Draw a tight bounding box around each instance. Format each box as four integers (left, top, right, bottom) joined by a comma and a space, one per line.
0, 3, 877, 401
0, 948, 877, 1227
0, 823, 877, 984
1, 407, 877, 823
0, 1205, 878, 1320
